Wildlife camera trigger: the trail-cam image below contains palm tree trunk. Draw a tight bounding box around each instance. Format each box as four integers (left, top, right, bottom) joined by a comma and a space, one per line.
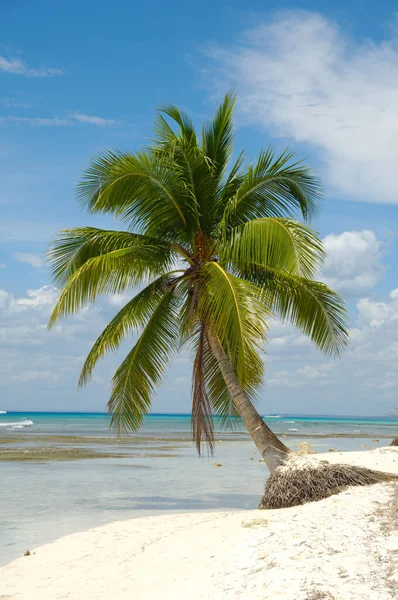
208, 333, 292, 473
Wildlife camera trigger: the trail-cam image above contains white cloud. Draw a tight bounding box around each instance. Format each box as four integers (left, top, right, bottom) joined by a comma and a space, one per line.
108, 293, 132, 307
14, 252, 44, 268
0, 56, 63, 77
15, 286, 58, 309
68, 112, 117, 126
269, 363, 332, 388
357, 289, 398, 328
0, 285, 114, 411
322, 230, 385, 296
0, 286, 59, 315
0, 113, 117, 127
264, 294, 398, 413
206, 11, 398, 204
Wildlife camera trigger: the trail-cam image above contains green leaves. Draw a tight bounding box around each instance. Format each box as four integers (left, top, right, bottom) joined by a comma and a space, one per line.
108, 287, 183, 434
79, 273, 181, 386
202, 92, 236, 182
48, 231, 177, 327
222, 148, 322, 229
157, 104, 197, 145
48, 227, 173, 287
246, 269, 348, 358
220, 218, 325, 278
77, 150, 196, 243
197, 261, 269, 395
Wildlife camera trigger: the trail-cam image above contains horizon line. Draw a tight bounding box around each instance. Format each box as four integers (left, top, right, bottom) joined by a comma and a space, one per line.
2, 411, 398, 420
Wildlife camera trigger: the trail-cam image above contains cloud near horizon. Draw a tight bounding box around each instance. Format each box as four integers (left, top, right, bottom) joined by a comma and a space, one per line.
205, 11, 398, 204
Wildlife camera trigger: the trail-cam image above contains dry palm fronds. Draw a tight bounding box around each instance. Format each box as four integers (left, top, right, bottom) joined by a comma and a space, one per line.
259, 455, 395, 509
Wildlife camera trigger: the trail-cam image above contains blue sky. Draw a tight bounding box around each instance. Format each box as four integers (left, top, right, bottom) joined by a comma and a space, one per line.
1, 1, 398, 416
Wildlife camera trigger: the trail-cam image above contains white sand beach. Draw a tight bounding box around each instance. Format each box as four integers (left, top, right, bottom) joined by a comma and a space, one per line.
1, 447, 398, 600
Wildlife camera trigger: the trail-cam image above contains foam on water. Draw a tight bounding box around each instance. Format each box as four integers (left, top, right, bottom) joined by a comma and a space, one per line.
0, 419, 33, 429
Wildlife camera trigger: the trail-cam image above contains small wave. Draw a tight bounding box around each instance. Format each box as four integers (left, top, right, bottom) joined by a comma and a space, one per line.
0, 419, 34, 429
284, 421, 296, 424
288, 428, 298, 432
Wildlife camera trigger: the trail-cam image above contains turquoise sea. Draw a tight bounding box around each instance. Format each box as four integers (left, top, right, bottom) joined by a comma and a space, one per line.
1, 412, 397, 566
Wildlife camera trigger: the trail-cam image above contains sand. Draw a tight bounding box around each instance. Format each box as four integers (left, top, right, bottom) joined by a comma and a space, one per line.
1, 447, 398, 600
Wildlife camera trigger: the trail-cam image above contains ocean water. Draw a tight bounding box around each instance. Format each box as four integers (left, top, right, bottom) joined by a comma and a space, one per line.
1, 412, 397, 566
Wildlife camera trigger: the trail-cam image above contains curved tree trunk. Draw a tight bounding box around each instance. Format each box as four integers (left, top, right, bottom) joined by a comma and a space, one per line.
208, 333, 292, 473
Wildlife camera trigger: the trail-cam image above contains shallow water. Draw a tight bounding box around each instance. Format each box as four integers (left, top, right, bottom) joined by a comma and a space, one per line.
1, 412, 397, 566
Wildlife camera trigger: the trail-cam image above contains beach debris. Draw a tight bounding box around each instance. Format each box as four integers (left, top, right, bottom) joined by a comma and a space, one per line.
242, 518, 269, 528
213, 462, 222, 468
328, 448, 338, 452
259, 458, 265, 463
390, 437, 398, 446
372, 439, 379, 443
259, 455, 395, 509
360, 444, 367, 448
296, 442, 315, 455
24, 550, 31, 557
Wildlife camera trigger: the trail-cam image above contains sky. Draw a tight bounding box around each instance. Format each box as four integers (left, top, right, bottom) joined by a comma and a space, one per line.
1, 0, 398, 416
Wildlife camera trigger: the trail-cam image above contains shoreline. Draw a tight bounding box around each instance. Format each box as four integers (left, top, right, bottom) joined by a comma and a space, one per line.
0, 431, 396, 445
2, 447, 398, 599
0, 432, 394, 463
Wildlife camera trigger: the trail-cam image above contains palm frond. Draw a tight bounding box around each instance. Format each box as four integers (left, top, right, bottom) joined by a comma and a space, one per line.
197, 261, 268, 393
214, 150, 246, 223
153, 112, 178, 146
158, 104, 197, 144
79, 272, 181, 386
76, 150, 196, 242
48, 227, 173, 287
202, 92, 236, 180
222, 148, 322, 229
243, 267, 348, 357
49, 244, 177, 328
220, 218, 325, 279
109, 286, 183, 434
191, 323, 215, 455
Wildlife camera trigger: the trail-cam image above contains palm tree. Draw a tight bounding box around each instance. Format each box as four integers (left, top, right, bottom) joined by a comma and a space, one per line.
49, 94, 390, 506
